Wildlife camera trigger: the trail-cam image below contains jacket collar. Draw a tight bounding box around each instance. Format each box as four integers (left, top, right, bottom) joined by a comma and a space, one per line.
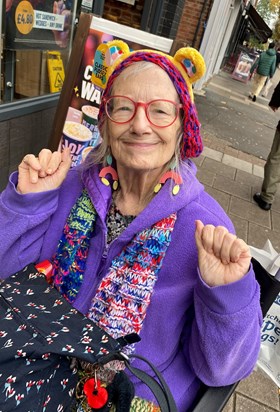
81, 160, 204, 231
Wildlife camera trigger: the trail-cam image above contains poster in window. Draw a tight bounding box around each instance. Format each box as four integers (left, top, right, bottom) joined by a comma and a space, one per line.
232, 51, 258, 83
48, 14, 173, 166
5, 0, 76, 50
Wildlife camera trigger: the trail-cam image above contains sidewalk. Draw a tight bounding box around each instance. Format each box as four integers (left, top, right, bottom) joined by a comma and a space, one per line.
193, 72, 280, 411
194, 144, 280, 253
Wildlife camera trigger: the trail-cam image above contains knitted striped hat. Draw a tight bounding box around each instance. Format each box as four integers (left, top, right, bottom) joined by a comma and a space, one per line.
95, 41, 206, 159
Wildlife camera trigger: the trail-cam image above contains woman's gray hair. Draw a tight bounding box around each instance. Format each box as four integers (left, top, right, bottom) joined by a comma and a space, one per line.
84, 60, 184, 172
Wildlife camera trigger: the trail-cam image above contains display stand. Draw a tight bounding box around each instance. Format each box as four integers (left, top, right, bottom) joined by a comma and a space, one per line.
231, 51, 258, 83
48, 13, 92, 151
48, 13, 173, 156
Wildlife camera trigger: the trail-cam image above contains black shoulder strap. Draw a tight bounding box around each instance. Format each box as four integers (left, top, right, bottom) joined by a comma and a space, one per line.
122, 353, 178, 412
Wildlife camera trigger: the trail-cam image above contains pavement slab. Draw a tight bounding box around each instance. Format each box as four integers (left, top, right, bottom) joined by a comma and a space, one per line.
228, 213, 249, 242
204, 185, 231, 213
229, 197, 271, 228
272, 211, 280, 233
253, 164, 265, 178
213, 174, 251, 201
235, 169, 263, 187
203, 146, 224, 161
222, 154, 253, 174
234, 394, 278, 412
198, 157, 237, 180
248, 222, 280, 251
196, 168, 216, 187
237, 370, 280, 410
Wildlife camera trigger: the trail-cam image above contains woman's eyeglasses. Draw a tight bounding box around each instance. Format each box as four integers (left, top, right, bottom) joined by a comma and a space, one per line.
104, 95, 182, 128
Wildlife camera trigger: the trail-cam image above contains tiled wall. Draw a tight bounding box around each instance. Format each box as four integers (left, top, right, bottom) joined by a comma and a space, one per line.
0, 106, 57, 192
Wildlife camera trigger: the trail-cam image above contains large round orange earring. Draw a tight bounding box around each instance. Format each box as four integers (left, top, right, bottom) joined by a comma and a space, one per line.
99, 154, 119, 191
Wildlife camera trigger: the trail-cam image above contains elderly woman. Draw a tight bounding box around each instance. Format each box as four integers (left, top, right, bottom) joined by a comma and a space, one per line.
0, 42, 261, 412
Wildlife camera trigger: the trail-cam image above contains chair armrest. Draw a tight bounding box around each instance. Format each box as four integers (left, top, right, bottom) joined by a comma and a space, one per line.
191, 383, 239, 412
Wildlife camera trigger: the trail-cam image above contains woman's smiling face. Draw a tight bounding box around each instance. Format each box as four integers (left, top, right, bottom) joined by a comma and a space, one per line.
107, 64, 182, 175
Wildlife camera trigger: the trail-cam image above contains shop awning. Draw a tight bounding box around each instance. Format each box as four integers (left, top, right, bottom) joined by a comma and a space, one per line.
247, 5, 273, 43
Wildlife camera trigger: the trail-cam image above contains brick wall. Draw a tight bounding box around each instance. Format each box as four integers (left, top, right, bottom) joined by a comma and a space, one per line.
103, 0, 144, 29
172, 0, 214, 51
102, 0, 214, 55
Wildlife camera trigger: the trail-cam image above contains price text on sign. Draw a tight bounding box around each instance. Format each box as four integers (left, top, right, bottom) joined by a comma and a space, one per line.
15, 1, 34, 34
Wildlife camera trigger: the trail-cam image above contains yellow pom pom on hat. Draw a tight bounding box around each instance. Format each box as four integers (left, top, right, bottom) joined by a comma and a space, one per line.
92, 39, 205, 101
172, 47, 206, 101
95, 40, 206, 158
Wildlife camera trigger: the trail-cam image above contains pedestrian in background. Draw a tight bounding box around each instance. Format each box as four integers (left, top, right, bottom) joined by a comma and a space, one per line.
261, 46, 280, 97
254, 80, 280, 210
249, 42, 276, 102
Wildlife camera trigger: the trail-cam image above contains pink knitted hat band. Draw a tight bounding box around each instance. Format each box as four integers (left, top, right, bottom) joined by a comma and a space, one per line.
97, 51, 203, 159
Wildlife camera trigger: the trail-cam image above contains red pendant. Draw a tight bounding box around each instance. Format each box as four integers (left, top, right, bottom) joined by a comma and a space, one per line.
83, 378, 108, 409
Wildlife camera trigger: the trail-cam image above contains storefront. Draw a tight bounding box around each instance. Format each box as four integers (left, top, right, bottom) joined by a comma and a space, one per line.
0, 0, 175, 109
0, 0, 182, 190
219, 2, 273, 76
0, 0, 84, 189
0, 0, 219, 191
2, 0, 78, 105
247, 4, 273, 44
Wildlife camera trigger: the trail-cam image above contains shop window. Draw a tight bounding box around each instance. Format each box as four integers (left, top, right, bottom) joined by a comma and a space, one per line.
1, 0, 78, 103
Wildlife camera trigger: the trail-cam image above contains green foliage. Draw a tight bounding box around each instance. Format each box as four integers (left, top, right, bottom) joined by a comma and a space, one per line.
248, 36, 265, 50
273, 18, 280, 41
256, 0, 275, 24
270, 0, 280, 14
256, 0, 280, 43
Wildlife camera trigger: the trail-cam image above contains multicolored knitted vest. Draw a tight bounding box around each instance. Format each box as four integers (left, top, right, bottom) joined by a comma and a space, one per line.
51, 190, 177, 342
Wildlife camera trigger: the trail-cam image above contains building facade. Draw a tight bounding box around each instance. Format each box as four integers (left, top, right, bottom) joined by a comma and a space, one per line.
0, 0, 268, 190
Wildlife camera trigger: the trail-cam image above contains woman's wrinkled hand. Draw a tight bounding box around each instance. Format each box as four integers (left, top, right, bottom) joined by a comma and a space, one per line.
195, 220, 251, 287
17, 148, 72, 194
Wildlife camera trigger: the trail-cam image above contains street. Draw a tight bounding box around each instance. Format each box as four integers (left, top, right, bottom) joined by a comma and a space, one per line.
195, 69, 280, 160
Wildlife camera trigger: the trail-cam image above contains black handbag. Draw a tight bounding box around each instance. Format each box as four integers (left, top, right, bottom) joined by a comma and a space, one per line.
0, 263, 177, 412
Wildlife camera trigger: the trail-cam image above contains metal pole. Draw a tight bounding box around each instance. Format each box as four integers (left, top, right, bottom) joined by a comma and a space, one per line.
93, 0, 105, 16
150, 0, 164, 34
4, 50, 15, 102
141, 0, 153, 31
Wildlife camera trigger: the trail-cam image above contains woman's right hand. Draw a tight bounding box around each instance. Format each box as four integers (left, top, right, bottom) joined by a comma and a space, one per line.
17, 148, 72, 194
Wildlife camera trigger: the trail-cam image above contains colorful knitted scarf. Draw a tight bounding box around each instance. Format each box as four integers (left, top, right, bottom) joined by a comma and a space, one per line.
51, 189, 177, 341
52, 190, 96, 303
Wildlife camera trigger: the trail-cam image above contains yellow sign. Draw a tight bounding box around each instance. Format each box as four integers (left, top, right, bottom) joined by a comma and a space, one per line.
47, 52, 65, 93
15, 1, 34, 35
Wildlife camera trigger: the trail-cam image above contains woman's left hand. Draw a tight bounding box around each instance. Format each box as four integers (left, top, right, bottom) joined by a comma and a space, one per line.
195, 220, 251, 287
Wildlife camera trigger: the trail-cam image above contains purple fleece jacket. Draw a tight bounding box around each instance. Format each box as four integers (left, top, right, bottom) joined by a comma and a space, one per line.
0, 161, 262, 411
